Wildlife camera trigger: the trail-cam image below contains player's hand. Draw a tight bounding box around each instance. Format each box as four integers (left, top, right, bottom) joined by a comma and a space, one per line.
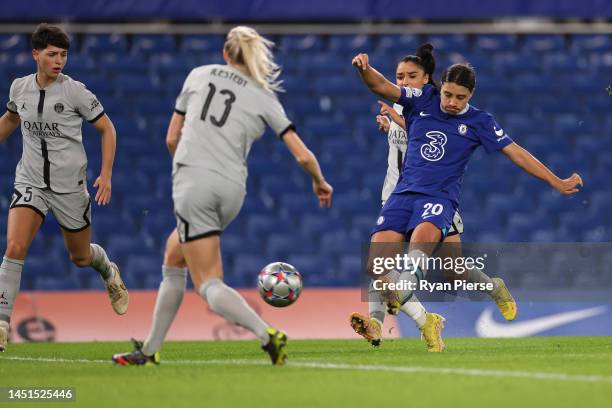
376, 115, 390, 133
313, 179, 333, 208
352, 53, 369, 71
94, 174, 112, 205
378, 100, 405, 130
554, 173, 583, 195
378, 100, 393, 116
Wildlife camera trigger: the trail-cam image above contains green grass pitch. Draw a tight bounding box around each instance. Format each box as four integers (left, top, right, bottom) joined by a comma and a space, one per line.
1, 337, 612, 407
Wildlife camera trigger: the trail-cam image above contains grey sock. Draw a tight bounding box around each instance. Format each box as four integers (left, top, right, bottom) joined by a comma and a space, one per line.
368, 279, 386, 323
0, 256, 24, 323
199, 278, 269, 345
368, 301, 386, 323
467, 267, 495, 294
90, 244, 112, 280
142, 266, 187, 356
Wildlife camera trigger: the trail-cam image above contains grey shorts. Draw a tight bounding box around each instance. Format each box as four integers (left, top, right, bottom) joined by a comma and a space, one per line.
172, 165, 245, 243
10, 183, 91, 232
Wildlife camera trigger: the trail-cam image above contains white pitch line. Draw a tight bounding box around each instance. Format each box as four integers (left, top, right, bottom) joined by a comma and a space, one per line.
2, 356, 612, 384
0, 356, 108, 364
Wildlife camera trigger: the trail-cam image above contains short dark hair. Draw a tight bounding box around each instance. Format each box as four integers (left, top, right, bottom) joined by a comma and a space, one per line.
399, 43, 436, 86
31, 23, 70, 50
440, 63, 476, 92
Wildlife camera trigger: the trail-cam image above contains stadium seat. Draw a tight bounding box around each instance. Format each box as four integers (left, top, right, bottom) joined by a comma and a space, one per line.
106, 235, 156, 267
426, 34, 471, 54
474, 34, 518, 52
26, 255, 67, 279
376, 34, 420, 54
81, 34, 129, 53
337, 255, 362, 286
329, 34, 374, 55
132, 34, 177, 54
571, 34, 612, 53
180, 34, 225, 55
280, 35, 325, 53
522, 35, 566, 53
285, 254, 333, 286
0, 34, 27, 54
124, 255, 163, 283
267, 234, 316, 259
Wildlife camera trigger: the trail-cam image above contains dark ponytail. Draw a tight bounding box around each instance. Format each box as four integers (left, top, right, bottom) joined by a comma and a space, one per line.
399, 43, 436, 86
440, 63, 476, 92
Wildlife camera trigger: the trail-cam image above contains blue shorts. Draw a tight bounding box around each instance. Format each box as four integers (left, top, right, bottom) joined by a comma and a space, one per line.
372, 192, 456, 239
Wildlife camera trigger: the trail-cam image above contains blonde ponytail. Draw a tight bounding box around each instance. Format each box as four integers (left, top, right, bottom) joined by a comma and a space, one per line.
224, 26, 283, 92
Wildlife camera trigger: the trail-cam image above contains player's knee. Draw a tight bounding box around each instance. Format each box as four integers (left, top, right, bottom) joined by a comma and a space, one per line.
69, 252, 91, 268
5, 239, 28, 260
163, 242, 186, 268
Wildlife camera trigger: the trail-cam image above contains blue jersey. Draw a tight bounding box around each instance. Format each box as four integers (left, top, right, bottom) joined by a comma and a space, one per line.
394, 84, 513, 205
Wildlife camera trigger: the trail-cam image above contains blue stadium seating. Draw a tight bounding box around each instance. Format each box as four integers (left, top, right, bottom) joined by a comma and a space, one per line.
474, 34, 518, 53
0, 32, 608, 289
180, 34, 225, 55
376, 34, 420, 54
81, 34, 129, 53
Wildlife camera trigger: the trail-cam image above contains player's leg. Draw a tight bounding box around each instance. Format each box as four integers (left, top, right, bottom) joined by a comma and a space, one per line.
351, 229, 429, 344
439, 213, 495, 290
439, 214, 516, 321
55, 190, 128, 315
182, 234, 273, 342
398, 293, 427, 330
377, 221, 441, 313
406, 222, 447, 352
1, 186, 48, 351
350, 230, 402, 345
113, 230, 185, 366
140, 228, 187, 356
1, 207, 44, 351
61, 226, 128, 315
182, 235, 286, 364
439, 232, 497, 287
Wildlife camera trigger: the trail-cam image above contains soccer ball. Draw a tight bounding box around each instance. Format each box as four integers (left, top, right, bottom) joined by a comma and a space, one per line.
257, 262, 303, 307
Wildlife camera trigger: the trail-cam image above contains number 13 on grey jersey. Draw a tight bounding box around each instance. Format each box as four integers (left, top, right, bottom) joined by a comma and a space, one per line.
173, 64, 293, 188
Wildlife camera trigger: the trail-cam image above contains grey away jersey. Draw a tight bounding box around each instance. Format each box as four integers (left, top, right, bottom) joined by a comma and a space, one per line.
6, 73, 104, 193
381, 103, 408, 202
173, 64, 293, 188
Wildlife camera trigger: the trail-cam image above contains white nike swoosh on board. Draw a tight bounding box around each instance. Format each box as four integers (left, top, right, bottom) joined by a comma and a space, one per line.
419, 112, 430, 117
475, 306, 607, 338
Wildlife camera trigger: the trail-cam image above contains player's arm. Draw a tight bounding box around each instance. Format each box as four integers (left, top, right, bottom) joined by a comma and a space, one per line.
91, 114, 116, 205
0, 111, 20, 142
352, 53, 401, 102
166, 112, 185, 157
282, 129, 333, 208
501, 142, 583, 195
